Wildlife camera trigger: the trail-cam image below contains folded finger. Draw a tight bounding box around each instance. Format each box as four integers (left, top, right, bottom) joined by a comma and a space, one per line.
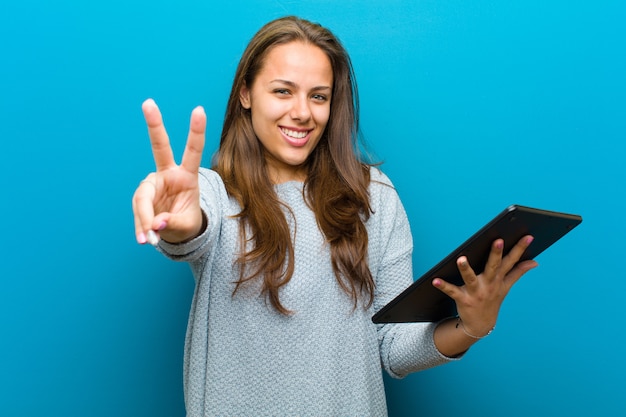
132, 177, 158, 243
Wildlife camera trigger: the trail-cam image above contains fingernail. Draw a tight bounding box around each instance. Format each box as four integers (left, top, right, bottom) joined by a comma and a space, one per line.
137, 232, 147, 244
146, 230, 159, 246
495, 240, 504, 249
526, 236, 534, 244
157, 221, 167, 231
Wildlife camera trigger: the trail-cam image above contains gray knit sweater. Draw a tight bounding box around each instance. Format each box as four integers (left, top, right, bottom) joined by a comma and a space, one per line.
158, 167, 455, 417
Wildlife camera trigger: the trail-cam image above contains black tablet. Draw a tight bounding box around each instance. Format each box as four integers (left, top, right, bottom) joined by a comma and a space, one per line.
371, 205, 582, 324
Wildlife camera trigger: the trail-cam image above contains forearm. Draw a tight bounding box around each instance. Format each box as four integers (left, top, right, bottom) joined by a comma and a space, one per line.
380, 322, 459, 378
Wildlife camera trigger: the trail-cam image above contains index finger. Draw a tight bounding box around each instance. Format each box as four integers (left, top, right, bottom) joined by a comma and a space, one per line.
142, 99, 176, 171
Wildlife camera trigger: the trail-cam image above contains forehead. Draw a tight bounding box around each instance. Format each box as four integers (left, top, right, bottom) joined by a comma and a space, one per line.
256, 41, 333, 85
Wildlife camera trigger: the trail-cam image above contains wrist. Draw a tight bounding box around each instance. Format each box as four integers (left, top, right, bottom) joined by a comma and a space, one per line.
161, 210, 208, 244
184, 210, 208, 242
179, 210, 208, 243
456, 317, 495, 339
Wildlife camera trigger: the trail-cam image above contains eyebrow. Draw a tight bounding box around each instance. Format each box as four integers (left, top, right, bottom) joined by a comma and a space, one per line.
270, 79, 332, 92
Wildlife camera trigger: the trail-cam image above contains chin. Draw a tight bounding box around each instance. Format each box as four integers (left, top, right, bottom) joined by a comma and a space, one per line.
282, 153, 312, 167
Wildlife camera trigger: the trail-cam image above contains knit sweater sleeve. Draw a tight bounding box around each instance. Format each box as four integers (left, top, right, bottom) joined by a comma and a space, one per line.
369, 169, 460, 379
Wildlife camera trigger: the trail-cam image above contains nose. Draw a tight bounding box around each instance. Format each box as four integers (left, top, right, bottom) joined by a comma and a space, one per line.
290, 95, 312, 122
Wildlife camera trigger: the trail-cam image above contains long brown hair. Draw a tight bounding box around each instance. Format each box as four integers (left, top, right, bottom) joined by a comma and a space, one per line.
213, 16, 374, 314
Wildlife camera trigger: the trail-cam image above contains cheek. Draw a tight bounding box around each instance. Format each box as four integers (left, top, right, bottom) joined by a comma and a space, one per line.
251, 97, 283, 121
313, 105, 331, 128
260, 97, 290, 118
251, 104, 280, 137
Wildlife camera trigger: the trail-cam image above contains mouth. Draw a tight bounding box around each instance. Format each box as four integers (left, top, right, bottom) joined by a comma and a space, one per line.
280, 127, 313, 146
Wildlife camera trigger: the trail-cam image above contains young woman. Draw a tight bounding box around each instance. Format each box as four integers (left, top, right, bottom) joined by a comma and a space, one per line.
132, 16, 537, 416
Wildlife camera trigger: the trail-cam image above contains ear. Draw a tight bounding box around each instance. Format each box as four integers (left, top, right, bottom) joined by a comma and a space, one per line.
239, 83, 251, 109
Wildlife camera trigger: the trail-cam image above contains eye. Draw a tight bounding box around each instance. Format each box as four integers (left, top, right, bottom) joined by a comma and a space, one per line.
312, 94, 328, 102
274, 89, 291, 96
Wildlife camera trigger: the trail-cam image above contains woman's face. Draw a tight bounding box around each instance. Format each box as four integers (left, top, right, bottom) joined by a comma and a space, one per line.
240, 41, 333, 183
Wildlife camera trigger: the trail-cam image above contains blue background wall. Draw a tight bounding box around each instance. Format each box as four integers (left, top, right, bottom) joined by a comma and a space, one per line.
1, 1, 624, 416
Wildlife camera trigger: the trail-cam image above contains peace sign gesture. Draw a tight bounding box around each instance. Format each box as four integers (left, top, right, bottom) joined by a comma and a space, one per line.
132, 99, 207, 245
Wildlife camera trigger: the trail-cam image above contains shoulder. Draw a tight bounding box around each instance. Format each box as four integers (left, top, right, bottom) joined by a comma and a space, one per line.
366, 166, 410, 231
368, 165, 392, 185
198, 167, 223, 183
368, 166, 399, 202
197, 167, 230, 203
367, 165, 411, 226
198, 167, 226, 190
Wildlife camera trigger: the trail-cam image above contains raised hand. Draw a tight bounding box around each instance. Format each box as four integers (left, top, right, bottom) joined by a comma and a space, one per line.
132, 99, 207, 245
432, 235, 538, 338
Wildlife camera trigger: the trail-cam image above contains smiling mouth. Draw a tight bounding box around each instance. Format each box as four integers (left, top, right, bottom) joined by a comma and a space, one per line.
280, 127, 311, 139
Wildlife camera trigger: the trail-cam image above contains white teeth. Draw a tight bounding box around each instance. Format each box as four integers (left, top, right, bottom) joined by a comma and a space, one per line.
281, 128, 308, 139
